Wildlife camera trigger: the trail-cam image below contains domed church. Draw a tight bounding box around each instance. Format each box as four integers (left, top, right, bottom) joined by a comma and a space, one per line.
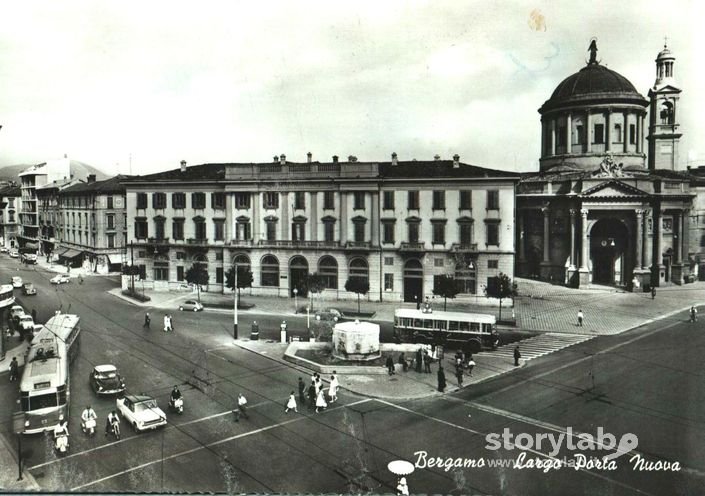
516, 41, 692, 289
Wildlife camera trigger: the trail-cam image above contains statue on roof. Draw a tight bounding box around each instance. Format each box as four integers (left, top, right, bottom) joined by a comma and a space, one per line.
594, 152, 624, 177
588, 39, 598, 65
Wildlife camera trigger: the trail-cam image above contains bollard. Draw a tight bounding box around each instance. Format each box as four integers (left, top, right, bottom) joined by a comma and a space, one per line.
250, 322, 260, 341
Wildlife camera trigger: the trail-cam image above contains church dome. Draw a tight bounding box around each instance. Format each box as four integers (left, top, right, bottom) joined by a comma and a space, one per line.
540, 62, 647, 113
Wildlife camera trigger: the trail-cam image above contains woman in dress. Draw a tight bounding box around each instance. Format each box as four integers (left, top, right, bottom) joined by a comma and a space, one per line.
285, 391, 298, 413
315, 388, 328, 413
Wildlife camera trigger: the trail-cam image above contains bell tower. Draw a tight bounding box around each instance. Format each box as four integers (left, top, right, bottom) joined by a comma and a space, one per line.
647, 41, 682, 170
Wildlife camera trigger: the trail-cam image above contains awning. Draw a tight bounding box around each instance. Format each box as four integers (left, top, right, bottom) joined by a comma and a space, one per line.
59, 249, 83, 259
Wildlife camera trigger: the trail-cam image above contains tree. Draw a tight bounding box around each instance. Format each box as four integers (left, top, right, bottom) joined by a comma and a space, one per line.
432, 275, 459, 311
344, 277, 370, 314
225, 265, 253, 306
301, 273, 326, 312
484, 272, 517, 321
185, 263, 209, 302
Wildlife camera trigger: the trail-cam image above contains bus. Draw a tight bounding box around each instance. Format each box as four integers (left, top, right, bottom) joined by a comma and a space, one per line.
19, 313, 81, 434
0, 283, 16, 309
393, 309, 499, 353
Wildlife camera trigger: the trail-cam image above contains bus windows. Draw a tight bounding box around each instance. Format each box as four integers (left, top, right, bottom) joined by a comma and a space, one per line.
435, 320, 447, 330
459, 321, 470, 332
24, 392, 59, 411
470, 322, 480, 333
448, 321, 459, 331
413, 319, 423, 328
482, 323, 492, 333
424, 319, 434, 329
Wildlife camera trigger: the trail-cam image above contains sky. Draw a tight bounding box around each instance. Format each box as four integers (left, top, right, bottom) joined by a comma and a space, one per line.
0, 0, 702, 176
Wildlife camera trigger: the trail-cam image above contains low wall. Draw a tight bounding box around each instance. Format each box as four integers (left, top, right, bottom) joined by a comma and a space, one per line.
284, 342, 420, 375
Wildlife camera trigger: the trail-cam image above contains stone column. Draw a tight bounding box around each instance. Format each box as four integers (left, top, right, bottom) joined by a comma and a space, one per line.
569, 209, 577, 268
551, 119, 556, 155
566, 113, 572, 154
672, 210, 684, 284
518, 210, 526, 261
605, 110, 612, 152
635, 209, 644, 269
252, 191, 260, 243
656, 209, 665, 284
370, 191, 379, 246
542, 205, 550, 262
644, 209, 653, 269
586, 110, 592, 153
623, 110, 629, 153
579, 208, 590, 287
637, 114, 644, 154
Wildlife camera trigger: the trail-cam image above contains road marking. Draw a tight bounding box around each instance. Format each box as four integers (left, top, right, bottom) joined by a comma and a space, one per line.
375, 399, 656, 496
67, 398, 371, 491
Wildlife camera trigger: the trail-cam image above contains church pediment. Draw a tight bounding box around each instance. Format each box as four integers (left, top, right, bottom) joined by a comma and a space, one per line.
581, 180, 650, 198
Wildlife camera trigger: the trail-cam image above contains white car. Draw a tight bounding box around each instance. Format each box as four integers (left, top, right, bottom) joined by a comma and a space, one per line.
18, 315, 34, 333
22, 253, 38, 264
116, 394, 167, 432
179, 300, 204, 312
50, 274, 71, 284
10, 305, 25, 319
11, 276, 22, 288
9, 250, 19, 258
0, 246, 8, 253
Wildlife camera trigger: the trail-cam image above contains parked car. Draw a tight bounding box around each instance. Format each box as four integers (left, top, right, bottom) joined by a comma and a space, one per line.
9, 250, 19, 258
10, 305, 25, 319
22, 253, 38, 264
0, 246, 8, 253
22, 283, 37, 295
11, 276, 23, 288
30, 324, 44, 340
18, 315, 34, 333
50, 274, 71, 284
179, 300, 204, 312
116, 394, 167, 432
315, 308, 344, 323
90, 365, 126, 396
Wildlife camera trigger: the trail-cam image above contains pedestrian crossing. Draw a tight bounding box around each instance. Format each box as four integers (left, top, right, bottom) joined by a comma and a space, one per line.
479, 333, 594, 363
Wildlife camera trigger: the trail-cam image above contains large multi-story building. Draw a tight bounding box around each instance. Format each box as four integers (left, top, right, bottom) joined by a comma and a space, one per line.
124, 155, 518, 302
36, 177, 83, 258
0, 184, 20, 248
55, 175, 128, 272
516, 41, 694, 289
687, 165, 705, 278
17, 157, 71, 251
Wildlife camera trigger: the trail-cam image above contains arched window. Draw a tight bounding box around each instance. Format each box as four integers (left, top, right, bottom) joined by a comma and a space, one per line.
232, 253, 251, 271
193, 253, 208, 268
260, 255, 279, 287
318, 256, 338, 289
660, 101, 674, 125
349, 258, 369, 282
455, 260, 476, 294
613, 124, 622, 143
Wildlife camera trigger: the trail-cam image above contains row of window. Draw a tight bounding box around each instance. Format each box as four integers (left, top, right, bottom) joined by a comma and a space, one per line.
60, 231, 123, 248
136, 190, 502, 212
59, 196, 116, 209
134, 217, 501, 245
553, 122, 638, 148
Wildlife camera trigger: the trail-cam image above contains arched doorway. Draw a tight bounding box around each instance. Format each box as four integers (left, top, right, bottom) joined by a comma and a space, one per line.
403, 259, 423, 303
590, 218, 629, 285
289, 255, 308, 297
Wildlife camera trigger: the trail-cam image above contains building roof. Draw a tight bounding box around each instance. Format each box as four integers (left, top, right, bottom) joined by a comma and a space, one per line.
540, 62, 647, 113
0, 185, 21, 197
124, 163, 226, 182
36, 177, 81, 192
60, 175, 130, 195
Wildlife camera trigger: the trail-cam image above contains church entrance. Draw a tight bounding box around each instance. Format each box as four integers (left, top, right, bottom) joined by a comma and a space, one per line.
590, 218, 629, 286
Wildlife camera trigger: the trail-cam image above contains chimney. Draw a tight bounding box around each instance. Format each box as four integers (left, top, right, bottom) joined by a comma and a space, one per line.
273, 155, 279, 163
307, 152, 312, 163
434, 154, 441, 161
87, 174, 96, 184
391, 152, 398, 166
279, 154, 287, 165
180, 160, 187, 172
332, 155, 339, 163
348, 155, 357, 163
453, 154, 460, 168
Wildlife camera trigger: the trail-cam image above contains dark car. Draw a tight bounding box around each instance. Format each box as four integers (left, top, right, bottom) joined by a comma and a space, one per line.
89, 364, 126, 395
22, 283, 37, 295
314, 308, 345, 323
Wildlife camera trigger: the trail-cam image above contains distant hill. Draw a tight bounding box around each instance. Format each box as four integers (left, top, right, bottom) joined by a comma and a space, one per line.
0, 160, 109, 184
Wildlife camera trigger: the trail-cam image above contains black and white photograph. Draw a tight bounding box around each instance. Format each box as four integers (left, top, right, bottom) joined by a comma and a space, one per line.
0, 1, 703, 494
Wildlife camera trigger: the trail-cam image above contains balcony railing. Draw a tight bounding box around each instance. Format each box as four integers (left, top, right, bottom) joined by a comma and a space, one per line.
398, 242, 426, 252
345, 241, 371, 250
227, 239, 255, 247
148, 237, 170, 244
187, 238, 208, 245
258, 240, 340, 249
451, 242, 478, 252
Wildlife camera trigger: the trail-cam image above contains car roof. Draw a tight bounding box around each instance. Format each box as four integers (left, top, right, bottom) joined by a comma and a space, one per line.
185, 300, 196, 304
19, 315, 32, 320
94, 364, 117, 373
11, 305, 23, 310
124, 394, 155, 402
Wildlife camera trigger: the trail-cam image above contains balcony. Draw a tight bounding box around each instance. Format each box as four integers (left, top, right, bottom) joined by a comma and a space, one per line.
451, 242, 478, 253
398, 242, 426, 252
227, 239, 255, 247
148, 237, 170, 244
345, 241, 371, 251
187, 238, 208, 245
258, 240, 340, 249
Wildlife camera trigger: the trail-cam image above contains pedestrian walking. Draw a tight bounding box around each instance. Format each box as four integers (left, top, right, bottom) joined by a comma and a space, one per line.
386, 354, 395, 375
168, 314, 174, 332
437, 366, 446, 393
298, 377, 306, 405
307, 383, 316, 410
415, 348, 423, 373
514, 346, 521, 367
314, 373, 322, 394
233, 393, 249, 421
423, 350, 432, 373
8, 357, 19, 382
329, 374, 339, 403
398, 353, 408, 372
31, 308, 37, 322
455, 366, 464, 387
467, 357, 476, 377
577, 309, 584, 327
143, 312, 151, 329
285, 392, 298, 413
690, 306, 698, 323
315, 388, 327, 413
163, 315, 169, 332
651, 286, 656, 300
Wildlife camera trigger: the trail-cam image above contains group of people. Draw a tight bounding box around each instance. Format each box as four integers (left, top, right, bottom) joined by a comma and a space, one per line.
142, 312, 175, 333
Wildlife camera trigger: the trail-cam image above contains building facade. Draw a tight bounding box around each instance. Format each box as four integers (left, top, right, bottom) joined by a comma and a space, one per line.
517, 42, 694, 289
55, 175, 128, 272
36, 177, 82, 258
124, 155, 518, 303
0, 185, 20, 248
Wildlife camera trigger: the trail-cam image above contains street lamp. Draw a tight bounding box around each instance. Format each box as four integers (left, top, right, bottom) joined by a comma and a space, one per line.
306, 306, 310, 339
293, 288, 298, 313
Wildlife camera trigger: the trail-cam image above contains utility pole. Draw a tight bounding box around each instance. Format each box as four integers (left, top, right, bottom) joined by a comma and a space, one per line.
130, 242, 135, 293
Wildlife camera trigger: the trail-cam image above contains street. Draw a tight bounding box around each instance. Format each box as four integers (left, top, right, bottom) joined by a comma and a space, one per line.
1, 256, 704, 494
